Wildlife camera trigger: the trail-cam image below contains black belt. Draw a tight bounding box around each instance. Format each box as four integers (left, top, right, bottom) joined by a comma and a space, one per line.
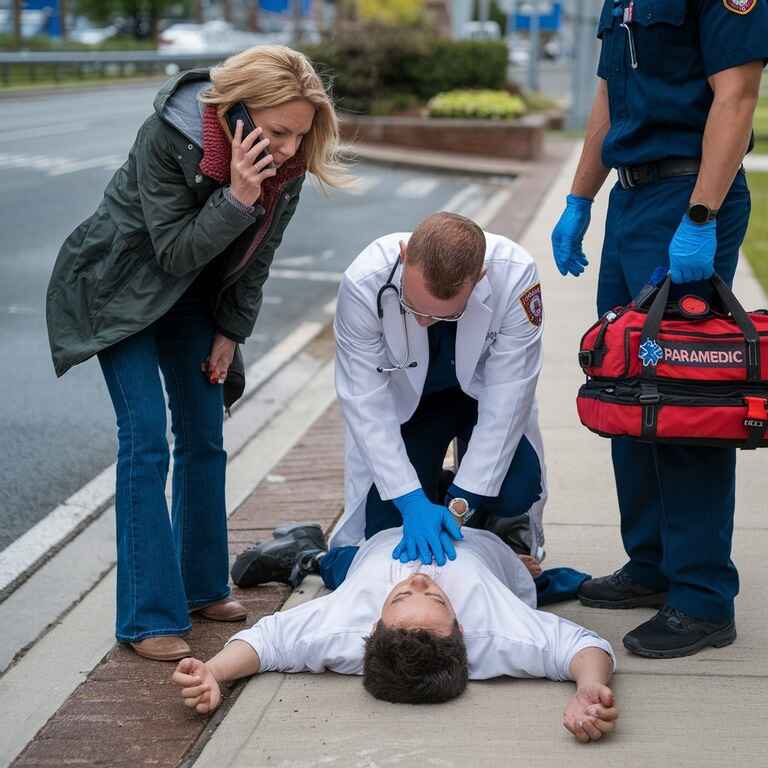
616, 157, 701, 190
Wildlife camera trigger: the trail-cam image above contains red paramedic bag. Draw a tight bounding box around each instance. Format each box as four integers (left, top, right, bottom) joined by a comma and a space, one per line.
577, 274, 768, 449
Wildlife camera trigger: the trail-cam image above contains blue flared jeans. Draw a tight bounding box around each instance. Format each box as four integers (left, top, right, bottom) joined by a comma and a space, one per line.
98, 294, 229, 642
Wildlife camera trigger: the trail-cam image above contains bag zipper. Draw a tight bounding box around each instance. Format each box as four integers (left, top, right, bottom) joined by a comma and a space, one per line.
582, 379, 768, 407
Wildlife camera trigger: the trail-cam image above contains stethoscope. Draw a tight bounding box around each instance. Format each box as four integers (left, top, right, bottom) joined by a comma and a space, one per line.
375, 260, 418, 373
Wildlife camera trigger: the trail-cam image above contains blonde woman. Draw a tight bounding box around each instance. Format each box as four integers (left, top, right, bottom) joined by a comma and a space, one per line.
46, 46, 346, 661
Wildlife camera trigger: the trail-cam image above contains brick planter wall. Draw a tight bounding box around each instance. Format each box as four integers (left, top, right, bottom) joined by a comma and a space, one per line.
339, 114, 548, 162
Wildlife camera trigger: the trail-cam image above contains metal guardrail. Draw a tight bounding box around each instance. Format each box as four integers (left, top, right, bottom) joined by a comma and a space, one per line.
0, 50, 241, 86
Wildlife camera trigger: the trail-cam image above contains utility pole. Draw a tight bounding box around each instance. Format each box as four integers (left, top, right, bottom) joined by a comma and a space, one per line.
505, 0, 518, 37
527, 0, 541, 93
478, 0, 490, 22
13, 0, 22, 49
59, 0, 68, 40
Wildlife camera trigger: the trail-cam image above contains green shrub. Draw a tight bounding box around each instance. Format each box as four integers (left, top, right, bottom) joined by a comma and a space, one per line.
404, 40, 508, 99
427, 89, 527, 120
302, 30, 508, 115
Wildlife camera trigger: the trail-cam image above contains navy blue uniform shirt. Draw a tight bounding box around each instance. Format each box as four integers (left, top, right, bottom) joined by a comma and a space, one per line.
597, 0, 768, 169
422, 321, 459, 396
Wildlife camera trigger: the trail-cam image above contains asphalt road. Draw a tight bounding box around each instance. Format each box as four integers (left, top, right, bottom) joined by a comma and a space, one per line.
0, 81, 515, 553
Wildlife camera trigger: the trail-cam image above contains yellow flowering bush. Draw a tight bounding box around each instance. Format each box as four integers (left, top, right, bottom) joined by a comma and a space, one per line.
428, 90, 527, 120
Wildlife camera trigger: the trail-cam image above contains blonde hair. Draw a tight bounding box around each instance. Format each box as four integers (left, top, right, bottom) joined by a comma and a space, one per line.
199, 45, 350, 189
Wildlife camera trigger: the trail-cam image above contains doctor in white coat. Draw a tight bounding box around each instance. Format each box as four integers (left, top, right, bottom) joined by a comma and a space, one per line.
331, 212, 547, 565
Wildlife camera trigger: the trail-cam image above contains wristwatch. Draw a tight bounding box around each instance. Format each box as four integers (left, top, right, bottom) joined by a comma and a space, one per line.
686, 203, 718, 224
448, 497, 476, 526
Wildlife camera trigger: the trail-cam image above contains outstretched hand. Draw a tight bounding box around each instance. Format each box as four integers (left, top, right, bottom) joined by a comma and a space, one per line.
172, 657, 222, 715
563, 683, 618, 743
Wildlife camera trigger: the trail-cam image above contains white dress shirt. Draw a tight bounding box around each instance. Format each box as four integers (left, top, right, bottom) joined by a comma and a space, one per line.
229, 528, 615, 681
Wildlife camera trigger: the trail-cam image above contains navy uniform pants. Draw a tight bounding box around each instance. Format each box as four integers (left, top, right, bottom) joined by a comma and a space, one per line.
597, 171, 751, 623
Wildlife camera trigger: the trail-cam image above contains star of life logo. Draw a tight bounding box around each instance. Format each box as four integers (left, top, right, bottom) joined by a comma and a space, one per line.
638, 338, 663, 367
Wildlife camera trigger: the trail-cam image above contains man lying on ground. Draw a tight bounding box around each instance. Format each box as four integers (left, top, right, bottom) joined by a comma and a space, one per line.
173, 526, 618, 743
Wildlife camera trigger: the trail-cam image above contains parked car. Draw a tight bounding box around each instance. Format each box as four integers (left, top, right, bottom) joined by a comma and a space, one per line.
68, 17, 118, 45
157, 20, 277, 54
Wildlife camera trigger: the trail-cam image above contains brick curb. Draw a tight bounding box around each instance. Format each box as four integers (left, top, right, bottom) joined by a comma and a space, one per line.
10, 402, 345, 768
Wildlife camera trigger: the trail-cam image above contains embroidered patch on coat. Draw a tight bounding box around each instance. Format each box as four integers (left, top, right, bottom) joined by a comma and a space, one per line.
723, 0, 756, 15
519, 283, 543, 326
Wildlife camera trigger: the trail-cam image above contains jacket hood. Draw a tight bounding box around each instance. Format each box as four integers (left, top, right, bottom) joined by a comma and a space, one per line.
153, 68, 211, 147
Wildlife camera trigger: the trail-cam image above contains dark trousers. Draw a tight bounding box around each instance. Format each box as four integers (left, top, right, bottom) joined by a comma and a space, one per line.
98, 294, 229, 641
597, 172, 750, 622
320, 387, 543, 590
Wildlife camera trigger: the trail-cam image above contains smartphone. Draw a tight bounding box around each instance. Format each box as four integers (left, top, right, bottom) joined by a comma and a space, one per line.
224, 102, 275, 170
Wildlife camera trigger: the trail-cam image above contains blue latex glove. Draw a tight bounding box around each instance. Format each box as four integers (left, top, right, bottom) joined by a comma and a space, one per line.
444, 483, 486, 513
668, 215, 716, 284
392, 488, 463, 566
551, 194, 593, 277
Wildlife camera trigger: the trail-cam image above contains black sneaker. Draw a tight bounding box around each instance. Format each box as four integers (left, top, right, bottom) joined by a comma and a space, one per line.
578, 568, 667, 609
272, 522, 327, 551
623, 606, 736, 659
231, 537, 324, 589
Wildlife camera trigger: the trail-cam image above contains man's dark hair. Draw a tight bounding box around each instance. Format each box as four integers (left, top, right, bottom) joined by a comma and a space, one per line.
362, 620, 468, 704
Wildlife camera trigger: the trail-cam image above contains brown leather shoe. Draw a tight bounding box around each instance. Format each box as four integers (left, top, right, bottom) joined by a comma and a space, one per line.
130, 635, 191, 662
193, 597, 247, 622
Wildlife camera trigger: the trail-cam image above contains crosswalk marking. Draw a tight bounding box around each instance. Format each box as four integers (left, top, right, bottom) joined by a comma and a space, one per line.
48, 156, 124, 176
395, 178, 439, 198
0, 152, 122, 177
344, 176, 381, 196
270, 268, 344, 283
442, 184, 484, 215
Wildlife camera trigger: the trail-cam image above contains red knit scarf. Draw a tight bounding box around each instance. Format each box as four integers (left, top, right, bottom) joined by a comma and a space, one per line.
199, 105, 306, 215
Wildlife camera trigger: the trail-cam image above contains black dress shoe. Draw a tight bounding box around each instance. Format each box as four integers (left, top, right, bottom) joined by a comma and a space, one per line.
231, 536, 325, 589
623, 606, 736, 659
578, 567, 667, 609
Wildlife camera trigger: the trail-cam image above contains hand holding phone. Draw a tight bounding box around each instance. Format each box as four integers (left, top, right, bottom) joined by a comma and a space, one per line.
225, 102, 277, 207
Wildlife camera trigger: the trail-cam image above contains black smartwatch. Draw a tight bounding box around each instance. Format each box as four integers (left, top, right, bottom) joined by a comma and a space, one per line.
687, 203, 718, 224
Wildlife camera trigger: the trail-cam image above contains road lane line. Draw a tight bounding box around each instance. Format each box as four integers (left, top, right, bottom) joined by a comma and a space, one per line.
48, 155, 125, 176
474, 187, 514, 229
269, 269, 344, 283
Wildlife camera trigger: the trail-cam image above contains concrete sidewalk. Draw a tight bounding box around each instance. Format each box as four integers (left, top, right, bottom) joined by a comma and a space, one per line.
193, 146, 768, 768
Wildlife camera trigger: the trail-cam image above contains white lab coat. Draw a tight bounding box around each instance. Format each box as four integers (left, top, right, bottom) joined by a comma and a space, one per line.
331, 231, 547, 553
228, 528, 615, 679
